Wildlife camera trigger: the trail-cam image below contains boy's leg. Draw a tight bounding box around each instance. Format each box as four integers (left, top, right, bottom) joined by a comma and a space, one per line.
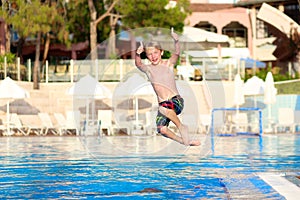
158, 106, 201, 146
159, 126, 186, 145
158, 106, 189, 145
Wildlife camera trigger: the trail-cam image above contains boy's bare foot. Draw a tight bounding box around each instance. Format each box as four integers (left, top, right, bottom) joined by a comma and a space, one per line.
189, 140, 201, 146
179, 124, 189, 146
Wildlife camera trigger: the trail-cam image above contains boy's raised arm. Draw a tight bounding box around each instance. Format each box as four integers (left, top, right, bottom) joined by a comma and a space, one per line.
170, 28, 180, 65
135, 41, 144, 68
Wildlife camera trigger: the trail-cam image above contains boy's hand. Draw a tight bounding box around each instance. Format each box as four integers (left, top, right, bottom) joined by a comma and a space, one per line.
136, 41, 144, 55
171, 27, 179, 42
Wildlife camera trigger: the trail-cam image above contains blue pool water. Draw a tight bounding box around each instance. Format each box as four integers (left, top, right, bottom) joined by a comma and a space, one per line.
0, 134, 299, 199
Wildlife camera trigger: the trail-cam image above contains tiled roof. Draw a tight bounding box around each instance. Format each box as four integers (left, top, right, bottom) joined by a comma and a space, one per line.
190, 3, 234, 12
235, 0, 297, 7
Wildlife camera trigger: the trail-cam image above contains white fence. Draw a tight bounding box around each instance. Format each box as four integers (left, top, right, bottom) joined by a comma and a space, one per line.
0, 58, 138, 82
43, 59, 137, 83
1, 57, 242, 82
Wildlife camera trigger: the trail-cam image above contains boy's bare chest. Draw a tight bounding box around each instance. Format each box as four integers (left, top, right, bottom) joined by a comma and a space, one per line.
147, 65, 174, 83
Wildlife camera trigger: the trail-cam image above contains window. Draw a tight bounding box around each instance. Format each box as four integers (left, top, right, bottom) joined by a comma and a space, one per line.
222, 21, 247, 48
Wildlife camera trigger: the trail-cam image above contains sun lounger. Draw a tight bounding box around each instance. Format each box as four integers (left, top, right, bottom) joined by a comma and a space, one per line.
0, 115, 10, 136
53, 113, 68, 135
0, 119, 6, 135
54, 111, 80, 135
66, 111, 81, 135
228, 112, 249, 133
199, 114, 211, 134
219, 112, 250, 135
274, 108, 295, 133
7, 113, 30, 136
8, 113, 34, 136
98, 110, 129, 135
144, 110, 157, 135
38, 113, 61, 135
82, 119, 100, 136
18, 114, 44, 136
0, 114, 16, 136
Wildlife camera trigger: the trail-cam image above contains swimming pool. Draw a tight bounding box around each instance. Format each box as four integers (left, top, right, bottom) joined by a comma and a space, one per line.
0, 134, 299, 199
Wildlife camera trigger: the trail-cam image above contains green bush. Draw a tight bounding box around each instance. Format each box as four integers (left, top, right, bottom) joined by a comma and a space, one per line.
245, 67, 299, 82
244, 67, 300, 94
0, 53, 16, 69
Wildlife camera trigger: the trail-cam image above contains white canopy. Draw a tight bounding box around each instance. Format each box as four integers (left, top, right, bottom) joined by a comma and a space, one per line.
233, 74, 245, 106
0, 77, 29, 99
0, 77, 30, 134
243, 76, 265, 96
67, 74, 112, 99
180, 26, 229, 43
264, 72, 277, 105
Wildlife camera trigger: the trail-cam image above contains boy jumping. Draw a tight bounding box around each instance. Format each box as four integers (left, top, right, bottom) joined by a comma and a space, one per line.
135, 28, 200, 146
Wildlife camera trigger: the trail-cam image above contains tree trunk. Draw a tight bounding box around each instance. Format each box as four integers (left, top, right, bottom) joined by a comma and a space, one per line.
106, 14, 120, 58
33, 32, 41, 90
5, 23, 10, 53
106, 26, 116, 58
16, 37, 25, 63
43, 32, 51, 65
90, 21, 97, 60
88, 0, 97, 60
88, 0, 119, 60
41, 32, 51, 79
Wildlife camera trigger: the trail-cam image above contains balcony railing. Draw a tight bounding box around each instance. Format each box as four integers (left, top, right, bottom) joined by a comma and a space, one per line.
0, 57, 245, 83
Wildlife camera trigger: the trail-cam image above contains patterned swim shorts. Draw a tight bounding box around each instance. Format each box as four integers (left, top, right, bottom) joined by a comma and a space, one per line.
156, 95, 184, 133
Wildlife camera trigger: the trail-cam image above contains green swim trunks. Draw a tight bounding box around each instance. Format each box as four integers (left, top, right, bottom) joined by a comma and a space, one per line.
156, 95, 184, 133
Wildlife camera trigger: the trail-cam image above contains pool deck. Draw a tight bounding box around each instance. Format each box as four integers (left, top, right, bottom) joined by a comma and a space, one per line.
258, 173, 300, 200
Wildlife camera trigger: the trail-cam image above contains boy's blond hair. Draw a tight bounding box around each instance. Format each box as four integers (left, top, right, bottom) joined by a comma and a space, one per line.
144, 41, 162, 51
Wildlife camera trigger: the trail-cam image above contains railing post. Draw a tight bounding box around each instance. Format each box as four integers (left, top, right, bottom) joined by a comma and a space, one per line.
95, 59, 98, 81
70, 59, 74, 83
4, 56, 7, 78
17, 57, 20, 81
45, 60, 49, 83
241, 59, 245, 78
228, 63, 232, 81
28, 59, 31, 82
119, 59, 123, 81
202, 59, 206, 80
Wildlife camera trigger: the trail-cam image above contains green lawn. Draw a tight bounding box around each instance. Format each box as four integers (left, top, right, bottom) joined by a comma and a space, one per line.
275, 80, 300, 94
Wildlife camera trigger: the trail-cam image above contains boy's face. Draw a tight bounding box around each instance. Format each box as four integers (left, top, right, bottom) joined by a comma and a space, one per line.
146, 47, 162, 65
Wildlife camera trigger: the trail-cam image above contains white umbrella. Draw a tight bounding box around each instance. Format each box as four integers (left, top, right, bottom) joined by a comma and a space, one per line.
152, 26, 230, 51
264, 72, 277, 105
233, 74, 245, 107
67, 74, 112, 123
232, 74, 245, 131
0, 77, 30, 134
243, 76, 265, 107
132, 83, 155, 124
180, 26, 229, 43
264, 72, 277, 131
113, 73, 156, 125
67, 74, 112, 99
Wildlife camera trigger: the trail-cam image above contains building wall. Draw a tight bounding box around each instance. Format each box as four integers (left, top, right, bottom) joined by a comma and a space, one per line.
186, 6, 253, 56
